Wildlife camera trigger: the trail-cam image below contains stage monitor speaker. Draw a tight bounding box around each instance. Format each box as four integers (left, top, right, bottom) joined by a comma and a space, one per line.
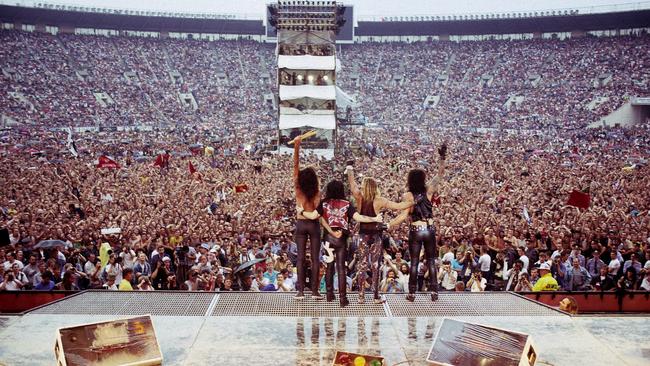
427, 318, 537, 366
54, 315, 163, 366
0, 228, 10, 246
332, 351, 385, 366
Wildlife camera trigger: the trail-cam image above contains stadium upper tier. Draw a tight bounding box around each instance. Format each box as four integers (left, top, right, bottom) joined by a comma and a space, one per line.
0, 29, 648, 129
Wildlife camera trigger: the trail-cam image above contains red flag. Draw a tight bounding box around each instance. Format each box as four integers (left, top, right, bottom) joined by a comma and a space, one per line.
567, 190, 590, 210
234, 184, 248, 193
97, 155, 120, 169
153, 153, 170, 168
188, 161, 197, 175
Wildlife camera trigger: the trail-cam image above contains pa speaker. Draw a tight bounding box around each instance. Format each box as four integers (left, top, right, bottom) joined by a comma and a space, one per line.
427, 318, 537, 366
54, 315, 163, 366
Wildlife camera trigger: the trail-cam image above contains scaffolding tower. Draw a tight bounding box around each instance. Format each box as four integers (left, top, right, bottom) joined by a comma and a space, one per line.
268, 1, 346, 159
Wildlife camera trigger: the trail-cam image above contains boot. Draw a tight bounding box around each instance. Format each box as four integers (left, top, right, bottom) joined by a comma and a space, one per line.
340, 296, 349, 308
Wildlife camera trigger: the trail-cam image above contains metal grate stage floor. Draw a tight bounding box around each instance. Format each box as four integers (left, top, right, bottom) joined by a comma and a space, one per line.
2, 291, 648, 366
28, 290, 561, 317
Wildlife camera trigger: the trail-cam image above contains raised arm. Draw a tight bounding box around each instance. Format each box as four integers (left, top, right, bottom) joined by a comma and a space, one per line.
346, 166, 361, 202
429, 142, 447, 195
293, 137, 302, 191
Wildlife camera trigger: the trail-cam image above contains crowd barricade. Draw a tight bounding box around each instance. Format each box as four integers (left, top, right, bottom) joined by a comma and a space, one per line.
519, 290, 650, 314
0, 290, 77, 314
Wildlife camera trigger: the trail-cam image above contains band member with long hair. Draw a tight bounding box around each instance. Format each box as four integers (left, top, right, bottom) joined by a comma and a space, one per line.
317, 179, 383, 307
389, 142, 447, 302
346, 166, 414, 303
292, 136, 322, 300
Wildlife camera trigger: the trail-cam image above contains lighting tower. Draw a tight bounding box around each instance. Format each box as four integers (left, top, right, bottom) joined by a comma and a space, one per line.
268, 1, 346, 159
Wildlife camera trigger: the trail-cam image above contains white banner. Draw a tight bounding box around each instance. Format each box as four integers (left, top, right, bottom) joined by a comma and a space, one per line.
279, 85, 336, 101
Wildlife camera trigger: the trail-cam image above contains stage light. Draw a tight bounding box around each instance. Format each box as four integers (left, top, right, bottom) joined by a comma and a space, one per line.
297, 74, 303, 80
307, 75, 314, 82
323, 75, 329, 81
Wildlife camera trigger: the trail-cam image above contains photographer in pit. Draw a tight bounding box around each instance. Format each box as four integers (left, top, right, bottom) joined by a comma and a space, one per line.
466, 269, 487, 292
437, 260, 458, 291
152, 256, 176, 290
514, 273, 534, 292
175, 244, 196, 287
459, 250, 478, 284
380, 269, 404, 293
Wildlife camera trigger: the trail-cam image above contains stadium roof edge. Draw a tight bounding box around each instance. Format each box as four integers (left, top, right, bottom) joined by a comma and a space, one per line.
1, 5, 649, 37
356, 9, 650, 36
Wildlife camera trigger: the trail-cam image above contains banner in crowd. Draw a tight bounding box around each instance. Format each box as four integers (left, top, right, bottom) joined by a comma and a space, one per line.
97, 156, 120, 169
567, 190, 590, 209
234, 184, 248, 193
153, 153, 170, 168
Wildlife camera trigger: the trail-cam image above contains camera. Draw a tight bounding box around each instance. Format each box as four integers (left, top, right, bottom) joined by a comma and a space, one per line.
176, 245, 189, 260
378, 223, 389, 231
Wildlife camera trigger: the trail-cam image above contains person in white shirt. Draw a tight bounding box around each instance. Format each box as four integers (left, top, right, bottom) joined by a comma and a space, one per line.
280, 268, 296, 291
640, 262, 650, 290
608, 251, 621, 276
478, 246, 492, 281
3, 252, 23, 271
438, 260, 458, 290
441, 245, 455, 264
84, 253, 99, 276
467, 270, 487, 292
10, 263, 29, 288
0, 272, 23, 290
276, 273, 293, 291
119, 246, 137, 269
517, 247, 530, 273
504, 259, 527, 291
102, 274, 119, 290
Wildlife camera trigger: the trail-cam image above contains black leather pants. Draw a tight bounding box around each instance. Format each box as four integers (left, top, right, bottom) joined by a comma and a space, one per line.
325, 233, 347, 297
295, 219, 321, 294
408, 226, 438, 294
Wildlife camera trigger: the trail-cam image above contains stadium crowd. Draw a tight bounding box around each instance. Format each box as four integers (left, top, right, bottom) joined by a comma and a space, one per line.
1, 29, 649, 295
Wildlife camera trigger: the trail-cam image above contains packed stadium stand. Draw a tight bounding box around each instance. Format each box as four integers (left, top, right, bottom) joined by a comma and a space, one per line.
1, 4, 650, 364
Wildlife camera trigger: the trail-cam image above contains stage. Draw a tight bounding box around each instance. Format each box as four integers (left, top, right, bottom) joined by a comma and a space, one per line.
0, 291, 648, 365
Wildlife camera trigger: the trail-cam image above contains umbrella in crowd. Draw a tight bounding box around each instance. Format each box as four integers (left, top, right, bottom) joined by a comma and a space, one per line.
34, 239, 70, 249
234, 257, 266, 274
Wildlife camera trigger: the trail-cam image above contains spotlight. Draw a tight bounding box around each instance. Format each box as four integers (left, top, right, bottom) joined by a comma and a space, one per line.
307, 75, 314, 82
297, 74, 304, 80
323, 75, 329, 81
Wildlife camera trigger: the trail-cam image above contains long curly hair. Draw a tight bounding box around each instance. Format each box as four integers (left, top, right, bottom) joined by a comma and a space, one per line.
298, 167, 319, 201
324, 180, 346, 201
407, 168, 427, 195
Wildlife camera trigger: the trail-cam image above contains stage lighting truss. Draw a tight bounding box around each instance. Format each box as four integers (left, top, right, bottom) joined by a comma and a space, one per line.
269, 1, 345, 32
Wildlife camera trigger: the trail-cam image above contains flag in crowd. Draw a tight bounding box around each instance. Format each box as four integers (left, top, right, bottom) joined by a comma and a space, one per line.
567, 189, 591, 210
153, 153, 170, 168
97, 155, 120, 169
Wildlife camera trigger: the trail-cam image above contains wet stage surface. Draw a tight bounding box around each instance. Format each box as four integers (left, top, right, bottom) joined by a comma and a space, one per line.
0, 292, 648, 365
